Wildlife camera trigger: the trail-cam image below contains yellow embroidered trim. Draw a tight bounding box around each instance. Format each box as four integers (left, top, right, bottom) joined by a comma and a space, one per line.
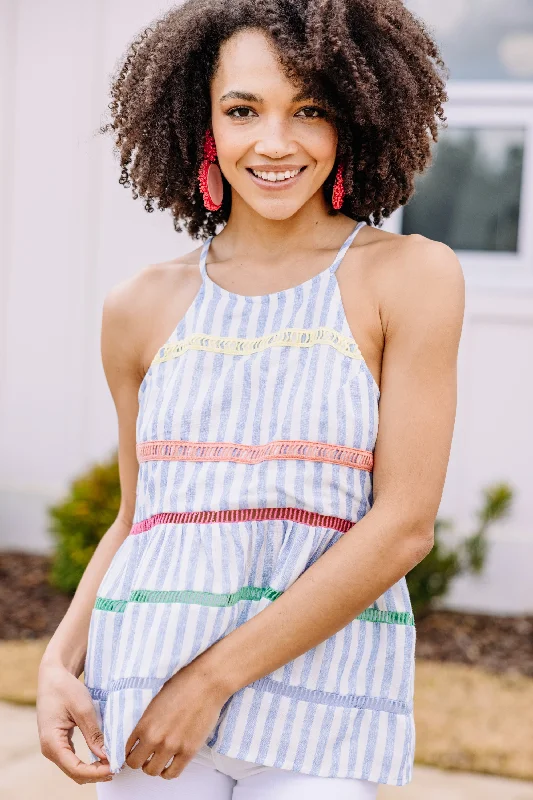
152, 327, 363, 365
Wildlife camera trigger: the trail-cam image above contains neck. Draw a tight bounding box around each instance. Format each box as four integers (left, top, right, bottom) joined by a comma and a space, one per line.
215, 190, 354, 263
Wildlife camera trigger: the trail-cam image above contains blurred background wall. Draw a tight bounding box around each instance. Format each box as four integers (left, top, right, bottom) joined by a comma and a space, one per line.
0, 0, 532, 614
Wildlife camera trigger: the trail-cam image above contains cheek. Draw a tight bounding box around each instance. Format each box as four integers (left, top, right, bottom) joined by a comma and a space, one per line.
210, 116, 244, 160
303, 125, 338, 163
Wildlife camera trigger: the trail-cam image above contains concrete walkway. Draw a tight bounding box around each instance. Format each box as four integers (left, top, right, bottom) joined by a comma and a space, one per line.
2, 701, 533, 799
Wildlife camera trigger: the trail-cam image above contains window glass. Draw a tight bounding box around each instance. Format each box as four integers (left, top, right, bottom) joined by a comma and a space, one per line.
401, 128, 525, 252
404, 0, 533, 81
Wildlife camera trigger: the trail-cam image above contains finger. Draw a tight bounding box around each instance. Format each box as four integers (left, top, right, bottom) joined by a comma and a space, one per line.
124, 730, 140, 759
125, 739, 155, 770
72, 704, 108, 762
142, 748, 175, 777
43, 725, 113, 781
160, 752, 190, 780
54, 742, 113, 783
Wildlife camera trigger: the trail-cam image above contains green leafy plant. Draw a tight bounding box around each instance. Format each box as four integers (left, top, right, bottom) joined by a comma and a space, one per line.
47, 448, 121, 594
406, 483, 513, 617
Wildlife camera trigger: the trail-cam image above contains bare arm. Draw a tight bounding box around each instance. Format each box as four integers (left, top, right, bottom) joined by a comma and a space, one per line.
37, 270, 149, 782
190, 236, 465, 697
41, 520, 130, 675
40, 280, 142, 674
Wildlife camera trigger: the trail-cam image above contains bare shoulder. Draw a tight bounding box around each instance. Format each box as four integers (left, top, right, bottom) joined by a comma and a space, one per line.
130, 244, 205, 309
358, 226, 464, 283
354, 227, 465, 338
111, 243, 204, 305
394, 232, 465, 286
101, 243, 205, 385
386, 232, 464, 337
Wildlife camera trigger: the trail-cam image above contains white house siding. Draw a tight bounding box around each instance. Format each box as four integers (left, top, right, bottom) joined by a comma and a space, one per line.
0, 0, 531, 614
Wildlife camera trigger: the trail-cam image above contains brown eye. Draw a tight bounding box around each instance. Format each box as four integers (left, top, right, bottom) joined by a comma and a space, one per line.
226, 106, 255, 119
296, 106, 326, 118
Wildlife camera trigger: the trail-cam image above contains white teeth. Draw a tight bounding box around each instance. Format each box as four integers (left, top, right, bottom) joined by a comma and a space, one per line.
251, 168, 302, 182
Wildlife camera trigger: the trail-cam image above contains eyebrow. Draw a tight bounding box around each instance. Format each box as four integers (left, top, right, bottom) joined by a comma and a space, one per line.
219, 89, 313, 104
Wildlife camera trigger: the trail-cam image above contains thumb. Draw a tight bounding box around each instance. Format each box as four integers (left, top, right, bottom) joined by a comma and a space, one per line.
74, 704, 109, 763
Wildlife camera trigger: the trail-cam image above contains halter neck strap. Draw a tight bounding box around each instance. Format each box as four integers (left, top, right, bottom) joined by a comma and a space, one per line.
198, 220, 368, 284
329, 221, 367, 274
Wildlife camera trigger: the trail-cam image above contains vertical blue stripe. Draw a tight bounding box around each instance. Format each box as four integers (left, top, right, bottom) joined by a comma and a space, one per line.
85, 219, 415, 785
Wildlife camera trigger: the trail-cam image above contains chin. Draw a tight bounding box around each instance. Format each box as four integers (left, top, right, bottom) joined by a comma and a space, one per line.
248, 199, 308, 220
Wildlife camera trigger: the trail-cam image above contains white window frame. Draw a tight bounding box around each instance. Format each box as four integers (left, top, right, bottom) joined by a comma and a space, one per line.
385, 81, 533, 288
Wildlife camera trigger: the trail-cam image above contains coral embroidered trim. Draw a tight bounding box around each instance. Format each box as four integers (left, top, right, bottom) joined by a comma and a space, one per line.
151, 327, 363, 364
86, 674, 412, 713
137, 439, 374, 472
129, 508, 355, 536
94, 589, 414, 626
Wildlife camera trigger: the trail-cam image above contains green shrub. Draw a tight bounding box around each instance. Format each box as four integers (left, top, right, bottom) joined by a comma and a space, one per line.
47, 449, 121, 594
48, 450, 513, 618
406, 483, 513, 617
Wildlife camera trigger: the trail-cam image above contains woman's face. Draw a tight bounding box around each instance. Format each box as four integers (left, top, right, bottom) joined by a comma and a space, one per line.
210, 27, 338, 220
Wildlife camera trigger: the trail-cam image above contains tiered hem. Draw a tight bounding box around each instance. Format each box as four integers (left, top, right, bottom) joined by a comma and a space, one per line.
87, 679, 414, 785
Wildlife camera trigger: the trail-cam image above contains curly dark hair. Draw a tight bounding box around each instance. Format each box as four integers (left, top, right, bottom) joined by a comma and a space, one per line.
101, 0, 449, 240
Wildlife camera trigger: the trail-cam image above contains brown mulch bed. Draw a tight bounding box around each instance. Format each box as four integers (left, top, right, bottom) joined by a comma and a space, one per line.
415, 609, 533, 678
0, 551, 72, 640
1, 550, 532, 678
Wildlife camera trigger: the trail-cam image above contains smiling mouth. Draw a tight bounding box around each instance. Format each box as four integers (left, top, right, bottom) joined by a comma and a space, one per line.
246, 166, 307, 183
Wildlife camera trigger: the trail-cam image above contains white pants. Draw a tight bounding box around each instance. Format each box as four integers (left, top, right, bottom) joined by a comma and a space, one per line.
96, 742, 379, 800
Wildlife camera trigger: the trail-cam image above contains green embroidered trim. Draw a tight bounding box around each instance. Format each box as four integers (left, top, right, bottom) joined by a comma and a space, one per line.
152, 327, 363, 365
357, 608, 414, 625
94, 588, 414, 625
129, 586, 282, 606
94, 597, 128, 613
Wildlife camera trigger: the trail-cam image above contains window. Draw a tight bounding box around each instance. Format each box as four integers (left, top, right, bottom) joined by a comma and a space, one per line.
402, 127, 525, 253
391, 86, 533, 286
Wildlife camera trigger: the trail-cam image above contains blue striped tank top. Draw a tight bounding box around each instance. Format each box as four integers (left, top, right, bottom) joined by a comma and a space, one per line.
84, 219, 416, 786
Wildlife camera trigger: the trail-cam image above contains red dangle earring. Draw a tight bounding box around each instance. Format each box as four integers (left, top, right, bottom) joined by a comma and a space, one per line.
198, 128, 224, 211
331, 162, 346, 210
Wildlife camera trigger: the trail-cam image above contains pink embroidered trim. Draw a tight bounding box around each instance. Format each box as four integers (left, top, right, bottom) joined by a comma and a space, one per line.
136, 439, 373, 472
129, 508, 355, 536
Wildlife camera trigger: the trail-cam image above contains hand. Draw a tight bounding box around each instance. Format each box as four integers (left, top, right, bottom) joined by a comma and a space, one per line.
36, 661, 113, 784
124, 659, 229, 780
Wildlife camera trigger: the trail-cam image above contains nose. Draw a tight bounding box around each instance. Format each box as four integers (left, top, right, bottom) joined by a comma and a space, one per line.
253, 117, 298, 159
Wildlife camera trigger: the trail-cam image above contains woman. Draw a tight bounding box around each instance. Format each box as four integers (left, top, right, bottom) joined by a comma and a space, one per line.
37, 1, 464, 797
